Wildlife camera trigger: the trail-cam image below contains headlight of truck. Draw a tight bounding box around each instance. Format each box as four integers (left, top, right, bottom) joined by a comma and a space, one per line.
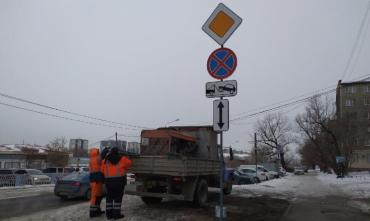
33, 177, 39, 181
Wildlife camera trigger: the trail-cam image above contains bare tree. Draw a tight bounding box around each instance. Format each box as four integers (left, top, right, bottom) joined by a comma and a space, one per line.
45, 137, 69, 167
46, 137, 68, 151
254, 112, 293, 169
296, 95, 354, 174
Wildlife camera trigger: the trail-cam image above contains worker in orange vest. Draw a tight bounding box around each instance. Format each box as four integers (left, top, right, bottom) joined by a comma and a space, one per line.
101, 147, 132, 219
89, 148, 105, 217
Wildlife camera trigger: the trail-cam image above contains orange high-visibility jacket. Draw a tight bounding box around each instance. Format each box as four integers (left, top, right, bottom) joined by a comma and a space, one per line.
89, 148, 104, 182
101, 156, 132, 178
89, 148, 102, 173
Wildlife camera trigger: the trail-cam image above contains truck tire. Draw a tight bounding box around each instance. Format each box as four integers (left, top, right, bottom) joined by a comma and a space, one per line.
141, 197, 162, 205
193, 179, 208, 207
223, 181, 232, 195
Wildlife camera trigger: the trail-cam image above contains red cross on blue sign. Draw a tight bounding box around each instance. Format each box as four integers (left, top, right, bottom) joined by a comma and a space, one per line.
207, 48, 237, 80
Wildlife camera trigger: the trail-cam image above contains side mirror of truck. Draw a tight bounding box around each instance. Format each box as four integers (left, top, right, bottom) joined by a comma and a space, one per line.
229, 148, 234, 161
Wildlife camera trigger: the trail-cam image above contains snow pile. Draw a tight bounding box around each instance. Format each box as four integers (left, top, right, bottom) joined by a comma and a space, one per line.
0, 144, 49, 153
232, 174, 301, 200
317, 172, 370, 199
0, 184, 54, 200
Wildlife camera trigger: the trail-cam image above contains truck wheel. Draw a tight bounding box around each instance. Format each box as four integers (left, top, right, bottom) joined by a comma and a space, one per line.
223, 181, 232, 195
193, 179, 208, 207
141, 197, 162, 205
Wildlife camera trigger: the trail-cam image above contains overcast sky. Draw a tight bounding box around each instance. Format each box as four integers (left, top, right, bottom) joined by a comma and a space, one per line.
0, 0, 369, 151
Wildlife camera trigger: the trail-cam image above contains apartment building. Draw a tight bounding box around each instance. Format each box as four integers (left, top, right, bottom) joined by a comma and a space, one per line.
336, 79, 370, 170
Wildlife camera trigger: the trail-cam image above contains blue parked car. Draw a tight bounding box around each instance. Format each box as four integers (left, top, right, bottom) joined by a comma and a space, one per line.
54, 172, 92, 200
233, 169, 259, 185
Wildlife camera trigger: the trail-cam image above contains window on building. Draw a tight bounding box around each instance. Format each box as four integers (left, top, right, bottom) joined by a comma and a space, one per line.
345, 99, 355, 107
4, 162, 21, 169
364, 86, 370, 93
368, 112, 370, 120
364, 97, 370, 106
0, 161, 2, 168
368, 154, 370, 163
345, 86, 356, 94
368, 126, 370, 133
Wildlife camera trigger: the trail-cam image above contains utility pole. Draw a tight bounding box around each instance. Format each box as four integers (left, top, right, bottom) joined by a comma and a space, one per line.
115, 132, 118, 149
255, 133, 258, 179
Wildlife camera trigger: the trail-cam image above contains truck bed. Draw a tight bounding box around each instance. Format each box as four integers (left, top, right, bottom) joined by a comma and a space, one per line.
129, 155, 220, 176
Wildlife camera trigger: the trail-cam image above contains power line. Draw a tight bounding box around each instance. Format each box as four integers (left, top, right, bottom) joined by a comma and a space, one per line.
229, 88, 336, 122
0, 101, 138, 131
0, 92, 147, 129
341, 0, 370, 80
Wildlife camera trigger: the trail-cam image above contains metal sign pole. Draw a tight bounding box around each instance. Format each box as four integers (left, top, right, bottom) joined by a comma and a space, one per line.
219, 76, 224, 221
219, 130, 224, 221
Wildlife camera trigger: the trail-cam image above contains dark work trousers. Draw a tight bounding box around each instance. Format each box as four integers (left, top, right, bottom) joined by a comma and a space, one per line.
105, 176, 126, 219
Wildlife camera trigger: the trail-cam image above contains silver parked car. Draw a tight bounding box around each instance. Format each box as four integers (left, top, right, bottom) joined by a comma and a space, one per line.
14, 169, 52, 185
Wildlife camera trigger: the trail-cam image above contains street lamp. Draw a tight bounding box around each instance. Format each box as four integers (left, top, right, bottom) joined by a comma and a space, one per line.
165, 118, 180, 127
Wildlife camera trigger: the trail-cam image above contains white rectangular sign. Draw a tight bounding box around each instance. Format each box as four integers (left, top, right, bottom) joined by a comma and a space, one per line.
213, 99, 229, 132
206, 80, 237, 98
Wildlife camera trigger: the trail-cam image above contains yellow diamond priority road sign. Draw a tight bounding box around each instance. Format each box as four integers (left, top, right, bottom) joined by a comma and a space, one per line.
202, 3, 242, 46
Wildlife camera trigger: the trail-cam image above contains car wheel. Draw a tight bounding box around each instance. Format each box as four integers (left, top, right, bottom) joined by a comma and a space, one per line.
223, 181, 232, 195
254, 177, 260, 183
86, 188, 91, 200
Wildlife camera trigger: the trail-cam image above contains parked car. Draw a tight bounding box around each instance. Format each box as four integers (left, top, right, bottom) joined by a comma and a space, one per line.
294, 167, 305, 175
54, 172, 92, 200
258, 167, 278, 179
233, 169, 258, 184
278, 167, 287, 177
14, 169, 51, 185
0, 169, 16, 187
42, 167, 75, 174
238, 165, 268, 181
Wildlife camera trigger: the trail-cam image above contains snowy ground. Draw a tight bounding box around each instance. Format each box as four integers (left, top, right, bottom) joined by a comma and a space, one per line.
317, 171, 370, 199
0, 184, 54, 200
2, 171, 370, 220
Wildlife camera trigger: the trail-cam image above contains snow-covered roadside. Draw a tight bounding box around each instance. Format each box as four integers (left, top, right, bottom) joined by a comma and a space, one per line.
317, 172, 370, 199
317, 172, 370, 214
0, 184, 54, 200
233, 171, 370, 201
232, 174, 301, 200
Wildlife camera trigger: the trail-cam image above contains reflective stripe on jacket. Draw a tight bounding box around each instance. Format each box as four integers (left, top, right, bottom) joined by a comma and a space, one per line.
101, 156, 132, 178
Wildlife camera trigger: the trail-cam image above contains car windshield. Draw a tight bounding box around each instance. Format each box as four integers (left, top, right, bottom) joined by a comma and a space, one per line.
62, 172, 88, 181
241, 169, 254, 174
27, 170, 43, 175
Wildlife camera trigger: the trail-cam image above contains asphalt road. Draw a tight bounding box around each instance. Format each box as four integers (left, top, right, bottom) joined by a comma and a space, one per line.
0, 191, 86, 219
